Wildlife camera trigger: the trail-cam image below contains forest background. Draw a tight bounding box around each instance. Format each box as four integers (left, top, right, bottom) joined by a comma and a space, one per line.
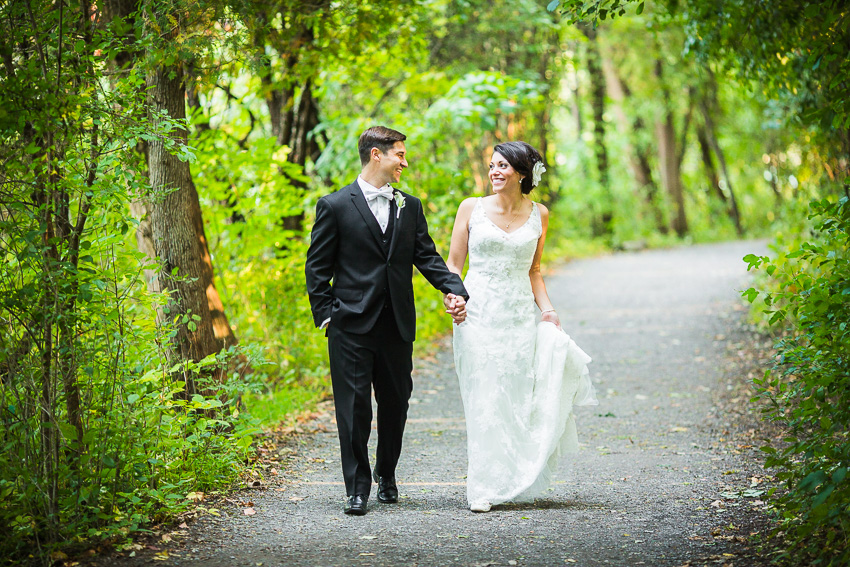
0, 0, 847, 565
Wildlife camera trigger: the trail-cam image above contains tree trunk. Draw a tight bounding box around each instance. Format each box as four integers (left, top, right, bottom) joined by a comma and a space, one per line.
567, 40, 582, 138
145, 63, 237, 385
696, 123, 724, 202
601, 56, 667, 233
580, 23, 612, 236
699, 92, 743, 236
654, 59, 687, 237
38, 176, 59, 522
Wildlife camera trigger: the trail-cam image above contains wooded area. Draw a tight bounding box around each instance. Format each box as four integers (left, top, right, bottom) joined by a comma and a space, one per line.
0, 0, 847, 564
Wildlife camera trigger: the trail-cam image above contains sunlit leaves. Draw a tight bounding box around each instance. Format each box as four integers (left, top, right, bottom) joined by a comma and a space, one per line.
748, 196, 850, 565
546, 0, 641, 23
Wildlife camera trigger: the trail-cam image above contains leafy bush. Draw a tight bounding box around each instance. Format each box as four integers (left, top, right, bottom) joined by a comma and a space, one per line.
743, 195, 850, 565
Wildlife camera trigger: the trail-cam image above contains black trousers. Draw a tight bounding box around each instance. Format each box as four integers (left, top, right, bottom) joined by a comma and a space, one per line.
327, 304, 413, 497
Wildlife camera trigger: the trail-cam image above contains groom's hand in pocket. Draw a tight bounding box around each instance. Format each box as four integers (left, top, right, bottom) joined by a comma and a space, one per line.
443, 293, 467, 324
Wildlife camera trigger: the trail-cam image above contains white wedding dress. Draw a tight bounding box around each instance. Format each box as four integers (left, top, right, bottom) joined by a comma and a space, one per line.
453, 198, 598, 509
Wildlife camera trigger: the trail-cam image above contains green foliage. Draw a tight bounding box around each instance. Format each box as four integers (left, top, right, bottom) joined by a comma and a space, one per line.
743, 195, 850, 565
680, 0, 850, 150
548, 0, 642, 23
0, 1, 263, 562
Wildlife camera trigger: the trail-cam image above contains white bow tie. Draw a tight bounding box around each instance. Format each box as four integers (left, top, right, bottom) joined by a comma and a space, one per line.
362, 185, 394, 202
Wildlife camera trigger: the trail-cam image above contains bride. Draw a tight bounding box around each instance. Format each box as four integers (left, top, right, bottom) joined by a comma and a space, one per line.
446, 141, 598, 512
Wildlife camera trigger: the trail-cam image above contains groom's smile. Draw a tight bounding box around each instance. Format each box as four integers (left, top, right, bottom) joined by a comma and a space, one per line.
380, 141, 408, 184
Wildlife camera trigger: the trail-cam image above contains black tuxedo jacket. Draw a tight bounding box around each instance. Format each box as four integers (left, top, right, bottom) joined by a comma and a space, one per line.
305, 180, 467, 342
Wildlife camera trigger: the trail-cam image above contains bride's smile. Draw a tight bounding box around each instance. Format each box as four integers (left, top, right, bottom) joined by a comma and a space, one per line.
489, 151, 522, 192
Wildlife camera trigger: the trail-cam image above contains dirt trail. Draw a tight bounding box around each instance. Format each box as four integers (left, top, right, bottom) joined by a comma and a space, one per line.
105, 240, 772, 567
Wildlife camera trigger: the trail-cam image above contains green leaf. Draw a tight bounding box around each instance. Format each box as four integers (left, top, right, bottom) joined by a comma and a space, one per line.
546, 0, 560, 12
636, 1, 644, 14
810, 484, 834, 509
742, 287, 759, 303
58, 422, 78, 441
798, 470, 826, 492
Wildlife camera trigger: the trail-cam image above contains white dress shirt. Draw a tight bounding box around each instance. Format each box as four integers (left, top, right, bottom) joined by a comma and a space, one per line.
357, 176, 393, 233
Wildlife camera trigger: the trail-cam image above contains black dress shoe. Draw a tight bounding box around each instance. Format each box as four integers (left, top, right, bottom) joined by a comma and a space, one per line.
372, 470, 398, 503
344, 494, 368, 515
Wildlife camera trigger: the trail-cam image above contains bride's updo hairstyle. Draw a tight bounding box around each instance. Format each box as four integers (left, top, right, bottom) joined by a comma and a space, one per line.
493, 141, 544, 195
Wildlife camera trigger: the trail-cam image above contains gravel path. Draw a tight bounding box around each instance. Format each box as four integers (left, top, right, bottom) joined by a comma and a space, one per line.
106, 240, 773, 567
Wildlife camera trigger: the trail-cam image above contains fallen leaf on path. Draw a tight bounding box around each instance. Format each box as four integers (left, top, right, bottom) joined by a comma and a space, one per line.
289, 496, 305, 502
178, 522, 188, 529
671, 427, 689, 432
186, 491, 205, 502
243, 507, 256, 516
359, 535, 377, 540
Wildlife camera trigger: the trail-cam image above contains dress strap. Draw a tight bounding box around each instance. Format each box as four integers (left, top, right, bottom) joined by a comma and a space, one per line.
530, 201, 542, 236
468, 197, 485, 229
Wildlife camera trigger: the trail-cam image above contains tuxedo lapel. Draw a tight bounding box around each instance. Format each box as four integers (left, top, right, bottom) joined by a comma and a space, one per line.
348, 183, 386, 252
387, 194, 402, 258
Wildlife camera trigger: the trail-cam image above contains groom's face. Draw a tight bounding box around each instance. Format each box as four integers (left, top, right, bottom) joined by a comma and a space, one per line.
376, 141, 408, 185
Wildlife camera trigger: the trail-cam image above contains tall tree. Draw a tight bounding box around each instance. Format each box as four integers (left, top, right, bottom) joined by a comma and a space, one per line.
580, 23, 614, 236
105, 0, 238, 381
653, 58, 687, 236
694, 72, 742, 234
601, 55, 667, 233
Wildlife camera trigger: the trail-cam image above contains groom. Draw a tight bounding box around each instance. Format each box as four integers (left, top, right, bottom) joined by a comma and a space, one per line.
305, 126, 468, 515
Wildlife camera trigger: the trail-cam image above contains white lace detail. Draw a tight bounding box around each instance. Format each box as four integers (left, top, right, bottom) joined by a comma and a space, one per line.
453, 198, 597, 507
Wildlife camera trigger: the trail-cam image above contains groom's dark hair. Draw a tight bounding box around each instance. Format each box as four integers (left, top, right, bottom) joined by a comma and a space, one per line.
358, 126, 407, 166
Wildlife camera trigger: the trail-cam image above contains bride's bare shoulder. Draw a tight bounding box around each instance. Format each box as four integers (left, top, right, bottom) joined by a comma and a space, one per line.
457, 197, 479, 213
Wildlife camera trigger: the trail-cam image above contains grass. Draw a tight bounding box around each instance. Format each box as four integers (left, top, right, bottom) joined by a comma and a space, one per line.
242, 381, 331, 427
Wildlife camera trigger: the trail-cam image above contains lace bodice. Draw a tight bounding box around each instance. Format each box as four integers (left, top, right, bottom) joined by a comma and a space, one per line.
463, 198, 541, 329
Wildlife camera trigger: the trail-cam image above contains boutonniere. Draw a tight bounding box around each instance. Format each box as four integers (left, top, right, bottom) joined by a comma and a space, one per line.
394, 191, 406, 218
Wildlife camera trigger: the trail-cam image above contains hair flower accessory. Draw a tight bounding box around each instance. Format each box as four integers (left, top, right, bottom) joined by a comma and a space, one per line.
394, 190, 406, 218
531, 160, 546, 187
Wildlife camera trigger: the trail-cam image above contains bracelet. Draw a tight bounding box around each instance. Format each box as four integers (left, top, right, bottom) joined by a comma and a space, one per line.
541, 309, 556, 314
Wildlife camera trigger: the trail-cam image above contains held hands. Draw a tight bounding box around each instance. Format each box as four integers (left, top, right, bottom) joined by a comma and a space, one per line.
443, 293, 467, 325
